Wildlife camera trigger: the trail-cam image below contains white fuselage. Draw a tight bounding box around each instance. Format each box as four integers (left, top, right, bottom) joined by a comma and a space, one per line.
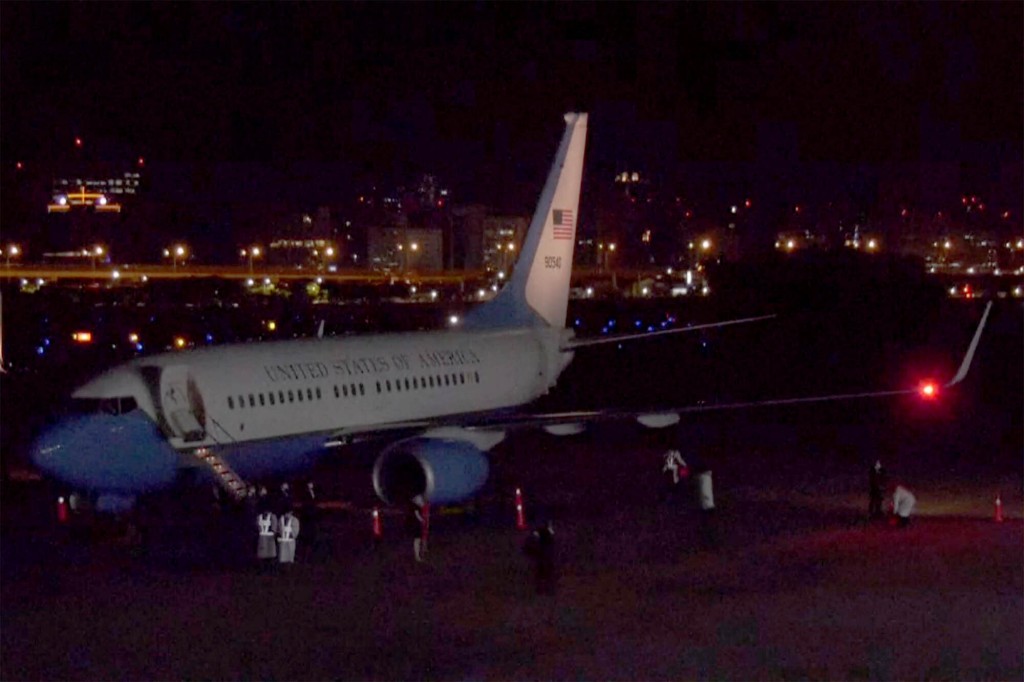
75, 326, 573, 451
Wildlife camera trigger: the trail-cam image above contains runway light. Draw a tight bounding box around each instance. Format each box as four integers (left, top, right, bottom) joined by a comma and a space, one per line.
919, 381, 939, 399
72, 331, 93, 343
174, 336, 187, 349
448, 314, 460, 326
128, 333, 140, 343
266, 321, 277, 331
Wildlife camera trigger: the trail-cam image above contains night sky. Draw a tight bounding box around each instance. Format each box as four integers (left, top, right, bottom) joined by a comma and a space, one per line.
2, 3, 1021, 216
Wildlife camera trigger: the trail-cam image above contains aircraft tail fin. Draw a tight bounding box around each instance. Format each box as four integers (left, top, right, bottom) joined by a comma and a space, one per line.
464, 113, 588, 329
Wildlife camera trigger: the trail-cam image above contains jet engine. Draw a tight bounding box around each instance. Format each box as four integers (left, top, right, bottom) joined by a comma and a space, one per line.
372, 437, 490, 505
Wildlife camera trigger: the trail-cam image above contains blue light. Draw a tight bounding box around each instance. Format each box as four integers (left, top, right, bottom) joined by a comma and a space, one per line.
36, 346, 45, 355
647, 326, 654, 332
135, 343, 144, 352
635, 320, 642, 328
601, 327, 609, 334
205, 333, 214, 343
574, 318, 581, 327
43, 337, 51, 346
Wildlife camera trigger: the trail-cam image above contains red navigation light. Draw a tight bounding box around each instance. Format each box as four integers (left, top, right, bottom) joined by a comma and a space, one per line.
138, 156, 145, 167
16, 161, 23, 170
74, 137, 83, 148
919, 381, 939, 400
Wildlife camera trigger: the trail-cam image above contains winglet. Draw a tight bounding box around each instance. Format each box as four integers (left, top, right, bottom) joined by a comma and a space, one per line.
946, 301, 992, 387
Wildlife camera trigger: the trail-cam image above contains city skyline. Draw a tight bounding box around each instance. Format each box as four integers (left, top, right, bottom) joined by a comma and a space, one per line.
2, 3, 1021, 254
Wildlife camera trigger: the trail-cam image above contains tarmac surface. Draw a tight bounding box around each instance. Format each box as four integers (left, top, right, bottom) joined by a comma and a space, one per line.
2, 405, 1022, 681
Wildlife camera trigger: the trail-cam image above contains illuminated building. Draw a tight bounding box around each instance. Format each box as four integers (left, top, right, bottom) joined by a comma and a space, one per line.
367, 227, 443, 272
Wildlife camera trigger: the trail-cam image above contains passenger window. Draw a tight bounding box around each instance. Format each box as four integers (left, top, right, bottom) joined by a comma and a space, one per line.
460, 374, 465, 385
334, 386, 339, 399
259, 394, 265, 406
474, 371, 480, 383
288, 390, 294, 403
269, 393, 275, 405
297, 390, 304, 402
342, 385, 349, 397
239, 395, 245, 409
228, 396, 234, 409
279, 391, 285, 404
359, 384, 365, 396
309, 388, 315, 400
249, 394, 255, 407
444, 375, 450, 386
376, 381, 381, 394
404, 378, 410, 390
428, 376, 434, 388
386, 380, 391, 392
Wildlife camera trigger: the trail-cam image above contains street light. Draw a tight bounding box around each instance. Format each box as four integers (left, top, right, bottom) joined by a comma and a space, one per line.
241, 246, 262, 274
91, 245, 105, 270
5, 244, 21, 267
165, 244, 188, 272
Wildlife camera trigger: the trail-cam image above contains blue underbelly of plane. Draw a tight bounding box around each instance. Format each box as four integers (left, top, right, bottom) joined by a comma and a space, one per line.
217, 435, 328, 482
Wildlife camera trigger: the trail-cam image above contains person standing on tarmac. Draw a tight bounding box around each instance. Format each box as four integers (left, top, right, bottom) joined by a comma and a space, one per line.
695, 465, 715, 513
277, 507, 301, 563
407, 495, 429, 562
662, 449, 689, 500
868, 460, 887, 519
276, 482, 293, 516
524, 520, 557, 595
256, 508, 279, 563
300, 481, 320, 560
890, 484, 916, 528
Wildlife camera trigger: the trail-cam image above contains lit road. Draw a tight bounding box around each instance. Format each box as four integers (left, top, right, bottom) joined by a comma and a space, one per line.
0, 264, 659, 286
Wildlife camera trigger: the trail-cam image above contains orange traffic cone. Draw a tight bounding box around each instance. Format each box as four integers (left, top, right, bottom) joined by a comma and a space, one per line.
994, 494, 1004, 523
372, 507, 383, 540
514, 487, 527, 530
56, 496, 69, 524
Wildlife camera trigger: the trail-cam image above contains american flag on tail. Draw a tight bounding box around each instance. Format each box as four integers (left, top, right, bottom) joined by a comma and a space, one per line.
552, 209, 574, 240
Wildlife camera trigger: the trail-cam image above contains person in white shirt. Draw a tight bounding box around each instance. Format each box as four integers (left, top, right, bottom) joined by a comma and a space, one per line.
891, 484, 916, 528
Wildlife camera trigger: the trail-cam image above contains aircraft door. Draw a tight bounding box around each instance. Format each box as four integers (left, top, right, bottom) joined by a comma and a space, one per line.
159, 365, 207, 442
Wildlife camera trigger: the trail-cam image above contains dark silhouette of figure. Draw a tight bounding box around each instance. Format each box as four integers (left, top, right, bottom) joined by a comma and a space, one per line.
524, 520, 557, 595
868, 460, 887, 519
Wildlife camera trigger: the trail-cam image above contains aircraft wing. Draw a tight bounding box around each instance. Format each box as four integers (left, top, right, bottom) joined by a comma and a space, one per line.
561, 314, 775, 350
326, 301, 992, 442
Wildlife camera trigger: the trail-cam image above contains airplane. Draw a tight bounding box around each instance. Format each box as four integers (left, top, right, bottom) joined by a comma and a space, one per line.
30, 112, 992, 513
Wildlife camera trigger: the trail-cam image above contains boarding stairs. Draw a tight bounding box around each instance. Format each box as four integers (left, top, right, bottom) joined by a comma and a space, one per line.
193, 447, 248, 502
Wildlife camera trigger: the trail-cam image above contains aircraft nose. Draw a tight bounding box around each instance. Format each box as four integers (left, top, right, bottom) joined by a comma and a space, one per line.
31, 419, 80, 481
31, 412, 179, 493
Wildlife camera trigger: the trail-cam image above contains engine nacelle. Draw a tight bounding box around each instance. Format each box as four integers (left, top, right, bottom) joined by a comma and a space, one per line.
372, 438, 490, 505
